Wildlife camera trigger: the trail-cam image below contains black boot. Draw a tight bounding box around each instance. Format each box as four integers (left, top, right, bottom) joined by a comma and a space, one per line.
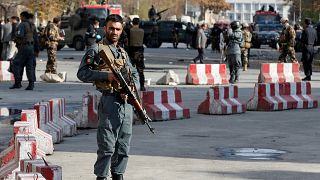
25, 82, 34, 90
111, 173, 123, 180
9, 82, 22, 89
96, 177, 106, 180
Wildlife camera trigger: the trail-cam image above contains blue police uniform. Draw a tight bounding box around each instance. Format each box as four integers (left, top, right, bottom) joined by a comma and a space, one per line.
77, 39, 138, 179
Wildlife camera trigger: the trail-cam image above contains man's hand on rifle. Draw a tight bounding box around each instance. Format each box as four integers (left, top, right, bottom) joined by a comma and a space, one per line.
107, 71, 117, 82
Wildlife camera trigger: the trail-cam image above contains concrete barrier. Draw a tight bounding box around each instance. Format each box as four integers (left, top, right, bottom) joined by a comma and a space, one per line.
259, 63, 301, 83
0, 61, 14, 81
247, 82, 318, 111
142, 89, 190, 121
186, 64, 228, 85
49, 98, 77, 136
0, 134, 37, 179
20, 159, 62, 180
16, 172, 46, 180
75, 92, 99, 128
20, 110, 54, 155
198, 85, 246, 114
34, 102, 63, 144
0, 121, 31, 168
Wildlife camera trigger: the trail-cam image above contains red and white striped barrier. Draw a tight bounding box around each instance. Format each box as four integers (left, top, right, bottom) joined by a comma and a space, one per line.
259, 63, 301, 83
34, 102, 63, 144
0, 61, 14, 81
16, 172, 46, 180
20, 159, 62, 180
0, 134, 37, 179
0, 121, 31, 168
247, 82, 318, 111
20, 110, 54, 155
0, 61, 28, 81
186, 64, 229, 85
75, 92, 100, 128
198, 85, 246, 114
49, 98, 77, 136
142, 89, 190, 121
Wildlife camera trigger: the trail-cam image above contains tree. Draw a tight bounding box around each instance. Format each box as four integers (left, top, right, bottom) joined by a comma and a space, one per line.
286, 0, 320, 24
193, 0, 230, 20
0, 1, 19, 20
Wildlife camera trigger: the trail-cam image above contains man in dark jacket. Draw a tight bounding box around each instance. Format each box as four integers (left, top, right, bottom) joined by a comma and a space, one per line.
301, 18, 318, 81
85, 15, 100, 50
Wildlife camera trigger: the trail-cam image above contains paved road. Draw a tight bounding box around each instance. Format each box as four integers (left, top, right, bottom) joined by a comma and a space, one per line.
1, 44, 320, 179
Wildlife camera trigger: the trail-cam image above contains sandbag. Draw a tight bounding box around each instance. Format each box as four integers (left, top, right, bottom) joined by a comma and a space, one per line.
40, 72, 67, 83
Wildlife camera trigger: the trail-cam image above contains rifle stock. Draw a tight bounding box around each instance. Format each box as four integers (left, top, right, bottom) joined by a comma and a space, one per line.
99, 48, 155, 134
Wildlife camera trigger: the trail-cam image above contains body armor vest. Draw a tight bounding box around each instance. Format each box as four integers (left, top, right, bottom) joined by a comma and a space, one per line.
94, 44, 128, 92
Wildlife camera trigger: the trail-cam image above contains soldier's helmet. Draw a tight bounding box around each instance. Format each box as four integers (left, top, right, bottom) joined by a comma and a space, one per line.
280, 17, 289, 24
230, 21, 241, 30
242, 22, 249, 28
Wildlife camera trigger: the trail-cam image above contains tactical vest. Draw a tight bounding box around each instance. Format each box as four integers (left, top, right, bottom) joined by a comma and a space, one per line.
129, 27, 144, 47
94, 43, 129, 92
16, 21, 34, 44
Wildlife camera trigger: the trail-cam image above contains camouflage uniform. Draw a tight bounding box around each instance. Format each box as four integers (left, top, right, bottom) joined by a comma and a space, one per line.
241, 29, 252, 71
77, 39, 138, 179
45, 22, 61, 74
278, 25, 297, 63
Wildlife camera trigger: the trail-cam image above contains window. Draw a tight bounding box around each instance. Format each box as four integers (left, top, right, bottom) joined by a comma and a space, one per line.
254, 4, 260, 11
228, 13, 234, 21
236, 3, 242, 12
244, 3, 251, 12
244, 13, 251, 21
236, 13, 242, 21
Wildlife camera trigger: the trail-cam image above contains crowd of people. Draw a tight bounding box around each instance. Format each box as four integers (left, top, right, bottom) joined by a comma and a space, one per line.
180, 17, 318, 83
0, 11, 65, 90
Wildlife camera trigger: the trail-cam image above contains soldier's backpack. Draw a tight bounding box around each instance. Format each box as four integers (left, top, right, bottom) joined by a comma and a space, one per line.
39, 25, 49, 49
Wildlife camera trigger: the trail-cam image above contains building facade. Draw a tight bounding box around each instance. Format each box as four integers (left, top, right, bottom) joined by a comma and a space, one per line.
222, 0, 291, 23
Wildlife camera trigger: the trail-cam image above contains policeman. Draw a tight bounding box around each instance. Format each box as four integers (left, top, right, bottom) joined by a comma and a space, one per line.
301, 18, 317, 81
226, 21, 243, 84
45, 17, 64, 74
241, 22, 252, 71
128, 17, 146, 91
278, 17, 298, 63
85, 15, 100, 51
10, 11, 39, 90
77, 14, 138, 180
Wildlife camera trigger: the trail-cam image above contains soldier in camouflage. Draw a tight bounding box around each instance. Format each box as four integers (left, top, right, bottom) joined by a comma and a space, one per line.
278, 17, 298, 63
241, 22, 252, 71
77, 14, 138, 180
45, 17, 64, 74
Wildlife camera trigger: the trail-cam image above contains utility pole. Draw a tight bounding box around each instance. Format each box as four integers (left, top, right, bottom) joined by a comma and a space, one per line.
185, 0, 187, 15
299, 0, 301, 22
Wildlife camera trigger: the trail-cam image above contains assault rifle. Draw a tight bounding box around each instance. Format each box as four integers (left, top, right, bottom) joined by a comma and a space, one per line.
99, 48, 155, 134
